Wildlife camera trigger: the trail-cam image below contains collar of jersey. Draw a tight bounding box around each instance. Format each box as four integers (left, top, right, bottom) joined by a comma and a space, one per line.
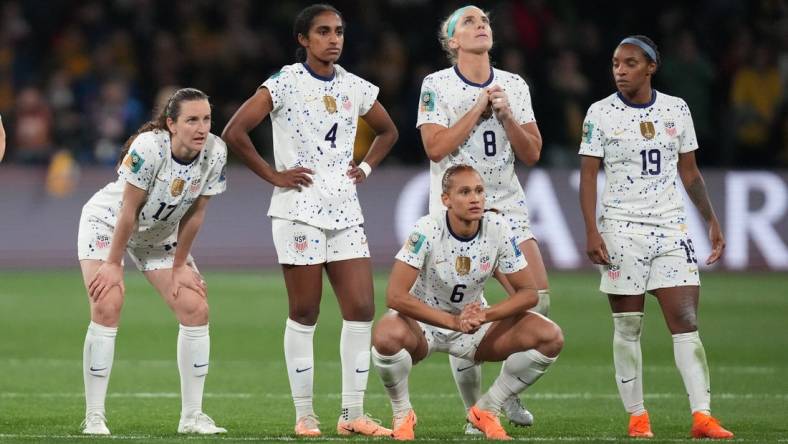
446, 212, 482, 242
302, 62, 336, 82
616, 89, 657, 109
453, 65, 494, 88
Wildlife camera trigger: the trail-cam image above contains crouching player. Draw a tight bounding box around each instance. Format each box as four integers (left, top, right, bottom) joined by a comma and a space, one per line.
371, 165, 563, 440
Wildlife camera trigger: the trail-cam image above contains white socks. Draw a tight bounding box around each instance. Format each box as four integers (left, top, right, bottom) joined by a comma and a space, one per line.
372, 347, 413, 416
612, 312, 645, 415
177, 324, 210, 419
83, 321, 117, 416
340, 320, 372, 421
284, 318, 316, 420
449, 355, 481, 410
673, 331, 711, 414
531, 289, 551, 316
477, 349, 556, 414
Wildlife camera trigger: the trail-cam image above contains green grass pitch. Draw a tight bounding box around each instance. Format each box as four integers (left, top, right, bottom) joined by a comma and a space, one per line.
1, 270, 786, 442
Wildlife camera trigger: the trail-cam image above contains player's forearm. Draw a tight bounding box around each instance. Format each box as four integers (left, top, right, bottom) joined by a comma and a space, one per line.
222, 128, 279, 183
362, 127, 398, 168
174, 207, 205, 267
683, 173, 718, 225
483, 289, 536, 322
424, 110, 484, 162
387, 291, 457, 330
107, 207, 138, 265
504, 118, 541, 166
579, 161, 600, 234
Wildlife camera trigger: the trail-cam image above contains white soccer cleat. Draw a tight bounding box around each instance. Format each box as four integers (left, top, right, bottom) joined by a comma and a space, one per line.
464, 421, 484, 435
502, 395, 534, 427
81, 412, 110, 435
177, 412, 227, 434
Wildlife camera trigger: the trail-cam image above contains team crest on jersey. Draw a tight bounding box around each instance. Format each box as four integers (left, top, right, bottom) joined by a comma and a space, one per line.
189, 180, 201, 194
406, 232, 426, 254
170, 178, 185, 196
582, 121, 594, 143
323, 95, 337, 113
95, 234, 110, 249
664, 120, 677, 138
341, 95, 352, 111
479, 255, 491, 272
293, 233, 308, 252
420, 90, 435, 112
640, 121, 655, 140
607, 264, 621, 281
455, 256, 471, 275
123, 149, 144, 173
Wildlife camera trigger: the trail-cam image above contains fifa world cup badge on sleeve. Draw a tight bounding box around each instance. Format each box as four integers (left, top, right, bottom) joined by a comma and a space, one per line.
640, 121, 655, 140
123, 149, 145, 173
582, 121, 594, 143
420, 90, 435, 112
406, 232, 426, 254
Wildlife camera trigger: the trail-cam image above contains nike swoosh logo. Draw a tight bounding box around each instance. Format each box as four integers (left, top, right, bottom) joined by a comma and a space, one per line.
456, 365, 475, 372
355, 368, 369, 373
193, 363, 209, 368
436, 259, 447, 264
296, 367, 312, 373
614, 129, 626, 136
89, 366, 107, 372
384, 383, 397, 388
305, 96, 319, 102
516, 377, 530, 385
620, 377, 637, 383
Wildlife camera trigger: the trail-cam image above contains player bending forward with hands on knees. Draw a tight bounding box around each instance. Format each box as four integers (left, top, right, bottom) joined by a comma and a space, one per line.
371, 165, 563, 440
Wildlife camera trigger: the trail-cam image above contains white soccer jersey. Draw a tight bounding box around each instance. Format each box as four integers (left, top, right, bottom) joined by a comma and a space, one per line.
416, 66, 536, 219
82, 130, 227, 246
579, 91, 698, 235
395, 211, 527, 315
262, 62, 379, 230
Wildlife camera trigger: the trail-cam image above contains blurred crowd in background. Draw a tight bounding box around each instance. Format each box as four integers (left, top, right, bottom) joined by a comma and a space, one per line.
0, 0, 786, 168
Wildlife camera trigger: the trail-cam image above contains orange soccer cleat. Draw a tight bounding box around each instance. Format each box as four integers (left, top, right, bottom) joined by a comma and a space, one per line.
294, 414, 321, 437
467, 405, 512, 440
691, 412, 734, 439
336, 414, 392, 437
628, 411, 654, 438
392, 409, 417, 441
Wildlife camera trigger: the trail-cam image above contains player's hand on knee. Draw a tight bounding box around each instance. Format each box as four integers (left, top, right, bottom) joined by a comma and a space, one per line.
586, 231, 610, 265
172, 265, 207, 300
273, 166, 314, 189
89, 262, 124, 302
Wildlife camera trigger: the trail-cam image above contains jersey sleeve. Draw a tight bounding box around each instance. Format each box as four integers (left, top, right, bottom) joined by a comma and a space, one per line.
578, 103, 605, 157
261, 67, 293, 113
356, 76, 380, 116
496, 219, 528, 274
395, 217, 434, 269
201, 137, 228, 196
117, 132, 162, 192
677, 99, 699, 153
511, 76, 536, 125
416, 74, 450, 128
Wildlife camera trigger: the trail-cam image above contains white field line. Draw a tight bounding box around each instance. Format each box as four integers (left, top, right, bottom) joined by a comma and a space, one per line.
2, 391, 786, 400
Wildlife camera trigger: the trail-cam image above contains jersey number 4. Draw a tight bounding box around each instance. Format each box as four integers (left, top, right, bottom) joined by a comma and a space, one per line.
325, 123, 338, 149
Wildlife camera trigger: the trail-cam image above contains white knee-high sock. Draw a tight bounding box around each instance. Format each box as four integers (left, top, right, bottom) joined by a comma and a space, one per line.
340, 320, 372, 421
177, 324, 210, 418
673, 331, 711, 414
83, 321, 117, 417
371, 347, 413, 416
284, 318, 316, 420
531, 289, 551, 316
477, 349, 556, 414
448, 355, 481, 410
613, 312, 646, 415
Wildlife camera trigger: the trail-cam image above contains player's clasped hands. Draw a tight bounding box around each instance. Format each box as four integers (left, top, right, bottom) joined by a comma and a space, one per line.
171, 265, 207, 300
455, 301, 485, 334
475, 86, 512, 122
274, 166, 314, 189
88, 262, 124, 302
346, 161, 367, 184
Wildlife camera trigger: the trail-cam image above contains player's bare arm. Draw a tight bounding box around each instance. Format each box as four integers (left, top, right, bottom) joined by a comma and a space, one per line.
488, 85, 542, 166
480, 267, 537, 323
420, 90, 490, 162
579, 155, 610, 265
678, 151, 724, 264
171, 195, 211, 299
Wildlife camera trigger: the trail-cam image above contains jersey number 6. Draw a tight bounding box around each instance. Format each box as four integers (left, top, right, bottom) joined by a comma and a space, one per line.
450, 284, 467, 303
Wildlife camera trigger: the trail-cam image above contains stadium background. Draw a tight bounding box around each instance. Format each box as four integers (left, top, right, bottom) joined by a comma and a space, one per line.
0, 0, 786, 442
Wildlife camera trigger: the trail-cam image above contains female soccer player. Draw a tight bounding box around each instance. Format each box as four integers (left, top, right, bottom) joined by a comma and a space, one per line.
416, 5, 546, 429
78, 88, 227, 435
371, 164, 563, 440
221, 4, 397, 438
579, 35, 733, 439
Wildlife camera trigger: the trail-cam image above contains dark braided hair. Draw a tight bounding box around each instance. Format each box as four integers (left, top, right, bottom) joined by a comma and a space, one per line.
293, 4, 344, 62
118, 88, 209, 165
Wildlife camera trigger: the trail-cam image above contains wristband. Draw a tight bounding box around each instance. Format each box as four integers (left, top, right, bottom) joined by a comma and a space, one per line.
359, 161, 372, 178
